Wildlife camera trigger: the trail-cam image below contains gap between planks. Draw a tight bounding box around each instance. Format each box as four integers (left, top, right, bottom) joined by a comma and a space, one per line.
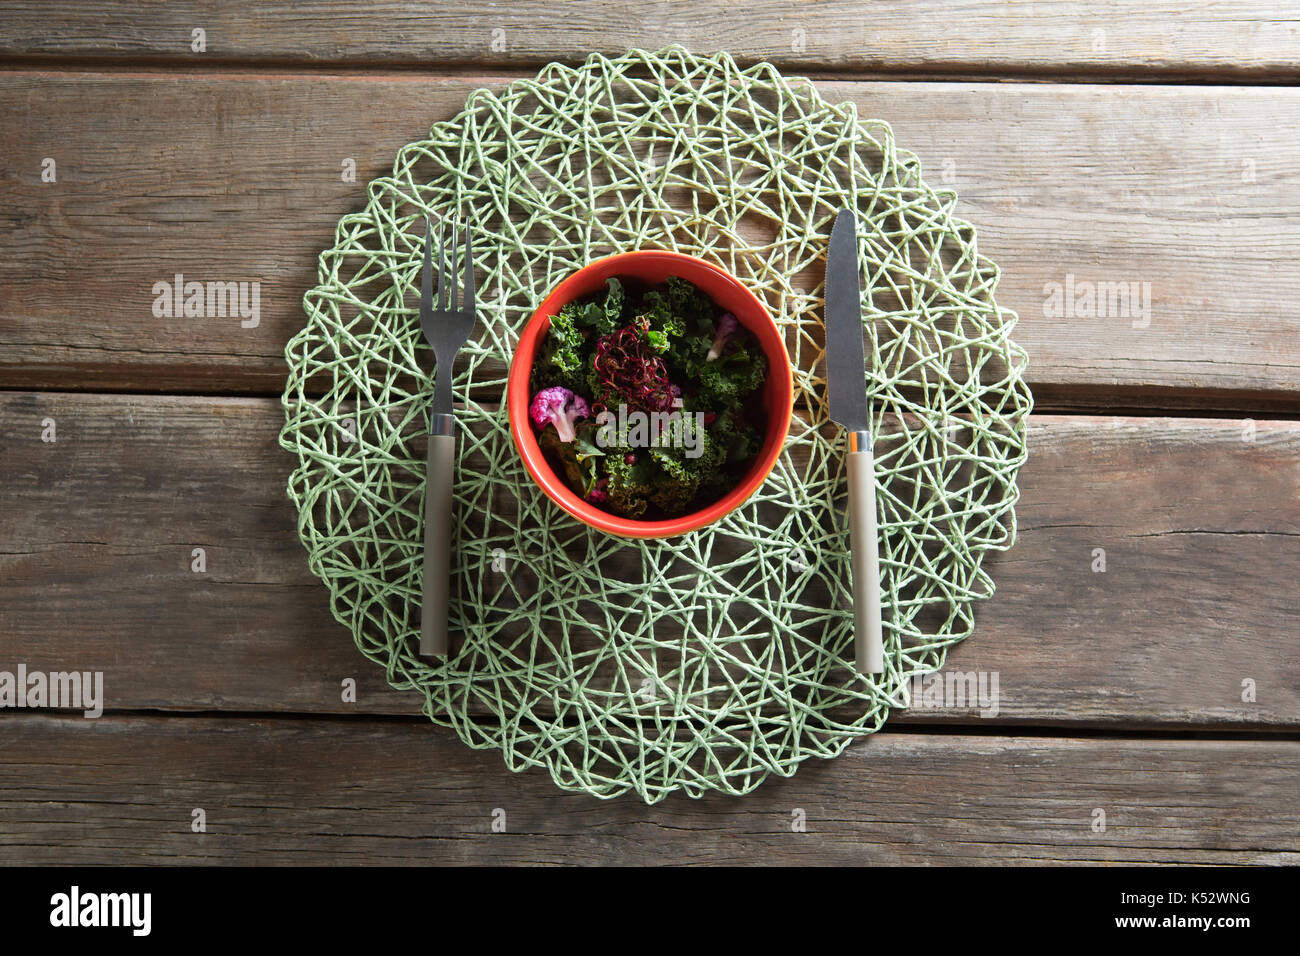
3, 75, 1299, 408
2, 391, 1297, 730
0, 712, 1295, 864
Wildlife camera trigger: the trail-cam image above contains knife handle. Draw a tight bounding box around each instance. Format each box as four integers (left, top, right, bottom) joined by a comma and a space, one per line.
420, 418, 455, 657
846, 430, 884, 674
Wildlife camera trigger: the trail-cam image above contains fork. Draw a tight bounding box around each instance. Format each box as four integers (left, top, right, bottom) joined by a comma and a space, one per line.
419, 215, 476, 656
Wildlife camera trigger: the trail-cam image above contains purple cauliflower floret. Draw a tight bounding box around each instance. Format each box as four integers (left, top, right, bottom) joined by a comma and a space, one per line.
529, 386, 590, 443
706, 312, 740, 361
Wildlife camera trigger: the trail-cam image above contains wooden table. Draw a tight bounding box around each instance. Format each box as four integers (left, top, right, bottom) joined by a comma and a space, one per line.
2, 3, 1297, 865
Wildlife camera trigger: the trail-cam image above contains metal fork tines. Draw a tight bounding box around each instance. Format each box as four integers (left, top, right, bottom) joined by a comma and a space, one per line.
418, 216, 477, 657
421, 217, 477, 423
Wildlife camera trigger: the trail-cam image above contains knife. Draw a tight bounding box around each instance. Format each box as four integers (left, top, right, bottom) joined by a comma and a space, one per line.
825, 207, 884, 674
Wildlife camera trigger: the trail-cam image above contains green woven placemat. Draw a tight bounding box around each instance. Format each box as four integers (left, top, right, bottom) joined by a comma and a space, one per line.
280, 47, 1031, 803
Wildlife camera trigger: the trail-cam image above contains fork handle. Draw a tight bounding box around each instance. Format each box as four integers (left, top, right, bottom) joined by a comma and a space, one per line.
420, 420, 455, 656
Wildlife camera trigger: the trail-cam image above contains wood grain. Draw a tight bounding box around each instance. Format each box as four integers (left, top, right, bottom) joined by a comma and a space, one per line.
1, 1, 1293, 868
2, 391, 1296, 728
0, 713, 1294, 864
0, 1, 1298, 78
2, 73, 1298, 410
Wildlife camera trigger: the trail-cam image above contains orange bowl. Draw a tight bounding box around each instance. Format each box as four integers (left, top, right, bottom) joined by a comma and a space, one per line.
508, 250, 794, 538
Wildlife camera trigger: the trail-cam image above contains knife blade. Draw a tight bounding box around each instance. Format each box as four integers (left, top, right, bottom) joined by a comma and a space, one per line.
826, 209, 870, 434
825, 207, 884, 674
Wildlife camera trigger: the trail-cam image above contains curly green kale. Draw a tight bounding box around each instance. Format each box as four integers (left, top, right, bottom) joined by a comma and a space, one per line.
643, 277, 712, 364
532, 279, 628, 392
698, 411, 761, 496
568, 277, 625, 335
532, 307, 586, 392
603, 449, 659, 518
646, 419, 717, 513
695, 347, 767, 411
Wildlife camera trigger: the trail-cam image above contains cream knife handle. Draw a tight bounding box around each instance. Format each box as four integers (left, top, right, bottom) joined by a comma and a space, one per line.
420, 422, 455, 657
847, 430, 884, 673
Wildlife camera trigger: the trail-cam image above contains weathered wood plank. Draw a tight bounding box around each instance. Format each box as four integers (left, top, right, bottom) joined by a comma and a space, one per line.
2, 74, 1297, 409
2, 391, 1296, 728
0, 1, 1297, 78
0, 713, 1294, 864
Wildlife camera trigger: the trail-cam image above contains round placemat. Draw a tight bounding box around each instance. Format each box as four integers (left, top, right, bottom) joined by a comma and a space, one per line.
280, 47, 1032, 803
